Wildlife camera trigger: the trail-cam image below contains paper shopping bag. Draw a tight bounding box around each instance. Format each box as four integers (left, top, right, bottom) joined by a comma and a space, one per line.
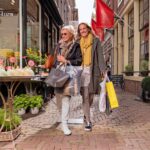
99, 76, 107, 112
106, 81, 119, 109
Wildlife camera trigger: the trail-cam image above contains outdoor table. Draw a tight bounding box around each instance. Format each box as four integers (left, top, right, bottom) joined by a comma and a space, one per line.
0, 76, 37, 111
0, 76, 41, 134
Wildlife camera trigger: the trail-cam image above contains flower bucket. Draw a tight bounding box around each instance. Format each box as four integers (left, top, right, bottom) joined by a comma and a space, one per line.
30, 107, 39, 115
18, 108, 26, 115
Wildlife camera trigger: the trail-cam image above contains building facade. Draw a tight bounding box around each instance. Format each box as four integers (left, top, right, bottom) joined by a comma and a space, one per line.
103, 0, 149, 96
55, 0, 78, 25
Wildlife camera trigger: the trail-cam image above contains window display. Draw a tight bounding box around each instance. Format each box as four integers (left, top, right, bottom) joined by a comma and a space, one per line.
0, 0, 19, 66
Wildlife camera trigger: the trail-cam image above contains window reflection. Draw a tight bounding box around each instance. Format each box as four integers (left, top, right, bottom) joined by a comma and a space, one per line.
139, 0, 149, 63
0, 0, 19, 65
27, 0, 39, 50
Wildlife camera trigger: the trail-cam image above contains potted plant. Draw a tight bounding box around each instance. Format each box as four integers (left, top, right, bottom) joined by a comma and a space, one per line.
140, 60, 149, 76
29, 95, 43, 114
0, 108, 22, 141
141, 77, 150, 102
14, 94, 30, 115
124, 64, 133, 76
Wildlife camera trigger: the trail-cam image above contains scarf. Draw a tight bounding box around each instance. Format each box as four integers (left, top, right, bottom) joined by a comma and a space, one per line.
59, 41, 74, 58
80, 33, 93, 53
80, 33, 93, 65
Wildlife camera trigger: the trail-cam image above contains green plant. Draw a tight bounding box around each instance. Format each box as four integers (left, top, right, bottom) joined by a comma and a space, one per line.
0, 108, 22, 131
140, 60, 148, 71
26, 48, 45, 65
141, 77, 150, 92
14, 94, 30, 111
29, 95, 43, 108
125, 64, 133, 72
124, 64, 133, 76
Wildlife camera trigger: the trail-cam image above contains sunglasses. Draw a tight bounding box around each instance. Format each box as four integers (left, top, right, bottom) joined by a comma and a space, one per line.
61, 33, 67, 36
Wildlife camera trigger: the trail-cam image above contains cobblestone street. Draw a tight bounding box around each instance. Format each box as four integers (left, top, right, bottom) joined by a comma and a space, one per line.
0, 88, 150, 150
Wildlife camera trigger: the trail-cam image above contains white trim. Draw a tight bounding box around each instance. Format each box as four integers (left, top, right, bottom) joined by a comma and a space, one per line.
19, 0, 23, 68
118, 0, 123, 7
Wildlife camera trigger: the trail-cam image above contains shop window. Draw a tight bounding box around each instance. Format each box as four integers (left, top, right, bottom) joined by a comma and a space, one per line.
139, 0, 149, 63
52, 25, 57, 50
128, 9, 134, 66
0, 0, 19, 66
27, 0, 39, 50
44, 13, 50, 54
139, 0, 149, 29
140, 27, 149, 61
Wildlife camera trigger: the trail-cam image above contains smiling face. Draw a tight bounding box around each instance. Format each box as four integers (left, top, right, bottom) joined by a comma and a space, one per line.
78, 23, 91, 38
61, 29, 74, 43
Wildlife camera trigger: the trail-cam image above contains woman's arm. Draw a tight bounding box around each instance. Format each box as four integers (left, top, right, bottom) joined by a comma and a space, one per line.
67, 43, 82, 66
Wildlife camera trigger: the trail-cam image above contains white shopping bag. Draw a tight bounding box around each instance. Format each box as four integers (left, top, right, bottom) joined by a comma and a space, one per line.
99, 75, 107, 112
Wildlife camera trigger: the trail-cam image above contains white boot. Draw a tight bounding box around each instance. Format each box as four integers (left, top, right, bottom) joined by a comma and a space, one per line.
61, 96, 71, 135
62, 122, 71, 135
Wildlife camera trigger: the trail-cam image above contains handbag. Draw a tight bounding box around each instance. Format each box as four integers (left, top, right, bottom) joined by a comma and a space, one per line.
44, 64, 70, 88
106, 78, 119, 109
44, 54, 54, 69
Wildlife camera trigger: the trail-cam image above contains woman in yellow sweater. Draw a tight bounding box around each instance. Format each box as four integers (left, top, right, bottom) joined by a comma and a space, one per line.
77, 22, 106, 131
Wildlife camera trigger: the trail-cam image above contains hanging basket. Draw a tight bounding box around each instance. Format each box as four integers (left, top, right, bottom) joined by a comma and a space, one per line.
0, 125, 21, 142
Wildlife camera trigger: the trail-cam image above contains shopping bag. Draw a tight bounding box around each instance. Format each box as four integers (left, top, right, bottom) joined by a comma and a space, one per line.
44, 54, 54, 69
63, 65, 83, 96
106, 80, 119, 109
99, 75, 107, 112
44, 64, 70, 88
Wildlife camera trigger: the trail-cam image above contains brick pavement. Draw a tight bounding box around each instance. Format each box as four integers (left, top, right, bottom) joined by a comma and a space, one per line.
0, 88, 150, 150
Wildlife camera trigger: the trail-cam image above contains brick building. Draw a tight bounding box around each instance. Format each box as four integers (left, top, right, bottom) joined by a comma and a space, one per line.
103, 0, 149, 96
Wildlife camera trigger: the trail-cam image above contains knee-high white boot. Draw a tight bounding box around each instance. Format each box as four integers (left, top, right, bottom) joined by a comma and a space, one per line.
61, 96, 71, 135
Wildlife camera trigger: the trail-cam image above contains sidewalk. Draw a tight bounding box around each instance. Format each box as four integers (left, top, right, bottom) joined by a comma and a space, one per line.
0, 88, 150, 150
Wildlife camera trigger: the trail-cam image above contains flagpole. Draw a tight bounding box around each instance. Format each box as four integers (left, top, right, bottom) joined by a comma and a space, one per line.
114, 12, 133, 30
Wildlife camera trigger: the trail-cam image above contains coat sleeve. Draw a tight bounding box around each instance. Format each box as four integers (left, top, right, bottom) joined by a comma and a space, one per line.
68, 43, 82, 66
96, 38, 106, 72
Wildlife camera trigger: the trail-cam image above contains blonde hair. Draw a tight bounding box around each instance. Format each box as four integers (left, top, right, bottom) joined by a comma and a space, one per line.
61, 25, 75, 36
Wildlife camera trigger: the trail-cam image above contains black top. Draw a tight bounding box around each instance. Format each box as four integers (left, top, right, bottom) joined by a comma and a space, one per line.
54, 42, 82, 67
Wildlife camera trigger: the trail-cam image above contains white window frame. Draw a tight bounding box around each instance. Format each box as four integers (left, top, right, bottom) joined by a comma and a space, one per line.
19, 0, 23, 68
118, 0, 123, 7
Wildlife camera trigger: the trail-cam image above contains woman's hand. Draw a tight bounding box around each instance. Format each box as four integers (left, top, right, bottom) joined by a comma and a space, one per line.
100, 70, 107, 79
57, 55, 68, 64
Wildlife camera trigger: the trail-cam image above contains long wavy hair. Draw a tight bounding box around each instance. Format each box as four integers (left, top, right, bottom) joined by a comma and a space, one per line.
77, 22, 94, 39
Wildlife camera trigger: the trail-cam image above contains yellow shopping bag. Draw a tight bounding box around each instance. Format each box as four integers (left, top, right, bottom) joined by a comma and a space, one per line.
106, 81, 119, 109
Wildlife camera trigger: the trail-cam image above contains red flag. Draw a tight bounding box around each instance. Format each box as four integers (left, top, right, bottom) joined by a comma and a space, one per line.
91, 19, 104, 41
96, 0, 114, 28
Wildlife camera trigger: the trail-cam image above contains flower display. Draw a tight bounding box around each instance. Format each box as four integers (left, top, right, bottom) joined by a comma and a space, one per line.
9, 56, 16, 63
26, 48, 45, 65
6, 66, 13, 70
28, 60, 35, 67
0, 58, 4, 65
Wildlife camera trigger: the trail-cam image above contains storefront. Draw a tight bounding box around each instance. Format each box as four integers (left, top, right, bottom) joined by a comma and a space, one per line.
0, 0, 63, 68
